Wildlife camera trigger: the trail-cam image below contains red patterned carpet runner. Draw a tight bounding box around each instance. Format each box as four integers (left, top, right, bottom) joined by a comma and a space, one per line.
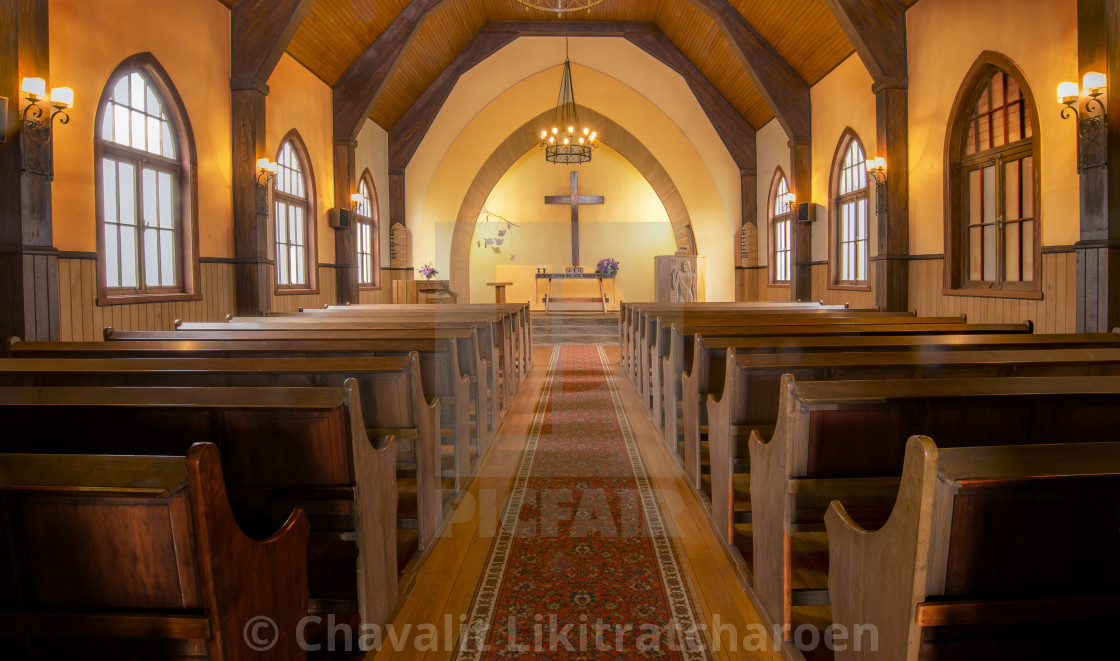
456, 346, 710, 659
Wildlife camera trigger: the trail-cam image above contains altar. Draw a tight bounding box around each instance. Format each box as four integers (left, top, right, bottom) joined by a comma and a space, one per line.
536, 271, 615, 313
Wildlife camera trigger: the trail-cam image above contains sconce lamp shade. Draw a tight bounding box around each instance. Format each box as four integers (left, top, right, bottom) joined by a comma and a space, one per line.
350, 193, 364, 204
1057, 81, 1080, 104
20, 77, 46, 99
49, 87, 74, 108
256, 157, 278, 174
1083, 72, 1107, 94
866, 156, 886, 172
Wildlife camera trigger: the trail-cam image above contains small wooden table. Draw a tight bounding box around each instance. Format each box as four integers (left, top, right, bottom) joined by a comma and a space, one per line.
536, 272, 611, 314
486, 281, 513, 304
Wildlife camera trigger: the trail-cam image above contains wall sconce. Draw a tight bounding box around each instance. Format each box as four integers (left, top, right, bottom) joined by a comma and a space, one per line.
350, 193, 364, 212
1058, 72, 1108, 172
866, 157, 887, 214
255, 157, 278, 217
19, 77, 73, 179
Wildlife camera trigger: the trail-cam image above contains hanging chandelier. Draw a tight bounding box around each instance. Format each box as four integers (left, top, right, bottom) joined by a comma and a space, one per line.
516, 0, 606, 14
539, 59, 598, 164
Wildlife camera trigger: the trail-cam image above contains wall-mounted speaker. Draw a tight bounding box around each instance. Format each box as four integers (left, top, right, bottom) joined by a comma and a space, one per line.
330, 208, 352, 230
796, 202, 811, 223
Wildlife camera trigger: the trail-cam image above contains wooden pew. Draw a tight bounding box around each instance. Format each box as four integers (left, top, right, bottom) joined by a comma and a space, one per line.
0, 443, 310, 660
106, 326, 499, 456
826, 437, 1120, 660
619, 302, 850, 374
265, 301, 531, 386
749, 374, 1120, 649
184, 317, 519, 413
639, 313, 976, 419
0, 354, 446, 544
11, 336, 472, 502
627, 306, 872, 386
308, 301, 533, 377
645, 319, 1031, 422
0, 383, 400, 628
674, 331, 1120, 485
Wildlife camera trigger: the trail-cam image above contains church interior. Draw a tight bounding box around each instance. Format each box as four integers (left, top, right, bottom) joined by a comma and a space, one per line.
2, 0, 1119, 659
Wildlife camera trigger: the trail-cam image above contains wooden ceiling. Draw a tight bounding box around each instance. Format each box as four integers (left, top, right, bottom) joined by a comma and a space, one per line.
244, 0, 899, 132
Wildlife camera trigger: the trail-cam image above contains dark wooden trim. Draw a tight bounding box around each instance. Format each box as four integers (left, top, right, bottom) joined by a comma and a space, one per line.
827, 128, 872, 288
823, 0, 908, 83
273, 129, 319, 293
230, 0, 313, 84
789, 139, 813, 301
939, 286, 1045, 301
333, 0, 450, 140
97, 292, 204, 307
92, 53, 201, 304
942, 51, 1042, 297
1042, 245, 1077, 254
59, 251, 98, 260
684, 0, 811, 141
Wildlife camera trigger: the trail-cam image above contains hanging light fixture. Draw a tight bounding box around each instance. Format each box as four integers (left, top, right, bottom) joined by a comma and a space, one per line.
539, 43, 598, 165
516, 0, 605, 15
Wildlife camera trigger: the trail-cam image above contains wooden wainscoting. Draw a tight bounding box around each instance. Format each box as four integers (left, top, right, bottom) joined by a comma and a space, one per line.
908, 251, 1076, 334
811, 263, 877, 308
740, 267, 792, 302
58, 257, 236, 342
269, 265, 338, 313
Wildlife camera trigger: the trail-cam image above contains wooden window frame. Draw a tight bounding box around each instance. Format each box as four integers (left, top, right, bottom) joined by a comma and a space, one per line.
943, 51, 1042, 300
272, 130, 319, 295
768, 168, 792, 287
355, 169, 381, 290
94, 53, 200, 306
828, 128, 872, 291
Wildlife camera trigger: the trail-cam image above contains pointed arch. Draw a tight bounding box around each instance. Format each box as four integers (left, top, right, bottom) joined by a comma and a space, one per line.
273, 128, 318, 292
943, 51, 1042, 298
448, 104, 694, 299
94, 52, 199, 304
355, 168, 380, 288
767, 167, 793, 286
828, 127, 870, 289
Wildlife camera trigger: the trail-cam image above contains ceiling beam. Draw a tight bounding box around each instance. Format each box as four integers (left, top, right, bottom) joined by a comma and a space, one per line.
333, 0, 450, 140
389, 21, 756, 174
823, 0, 907, 84
230, 0, 313, 85
389, 27, 522, 171
683, 0, 810, 140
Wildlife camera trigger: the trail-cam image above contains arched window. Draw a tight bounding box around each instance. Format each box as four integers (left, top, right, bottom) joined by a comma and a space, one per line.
355, 170, 379, 288
830, 131, 869, 287
95, 54, 198, 303
273, 132, 316, 291
768, 170, 793, 285
945, 52, 1040, 296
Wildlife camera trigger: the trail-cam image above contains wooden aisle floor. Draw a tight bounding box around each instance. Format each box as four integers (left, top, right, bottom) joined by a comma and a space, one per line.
368, 345, 783, 660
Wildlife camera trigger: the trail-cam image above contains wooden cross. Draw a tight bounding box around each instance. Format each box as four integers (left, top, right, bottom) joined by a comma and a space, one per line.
544, 170, 604, 266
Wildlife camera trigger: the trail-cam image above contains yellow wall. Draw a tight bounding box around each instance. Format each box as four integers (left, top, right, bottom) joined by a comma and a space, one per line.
266, 53, 336, 268
408, 36, 740, 301
357, 119, 392, 265
49, 0, 233, 257
907, 0, 1080, 253
809, 54, 878, 262
469, 145, 675, 304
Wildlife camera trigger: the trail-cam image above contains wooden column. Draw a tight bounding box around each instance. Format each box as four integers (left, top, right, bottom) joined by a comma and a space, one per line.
230, 80, 272, 317
1075, 0, 1120, 332
873, 79, 910, 312
738, 167, 758, 300
228, 0, 313, 317
0, 0, 59, 342
789, 138, 812, 302
333, 137, 359, 305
